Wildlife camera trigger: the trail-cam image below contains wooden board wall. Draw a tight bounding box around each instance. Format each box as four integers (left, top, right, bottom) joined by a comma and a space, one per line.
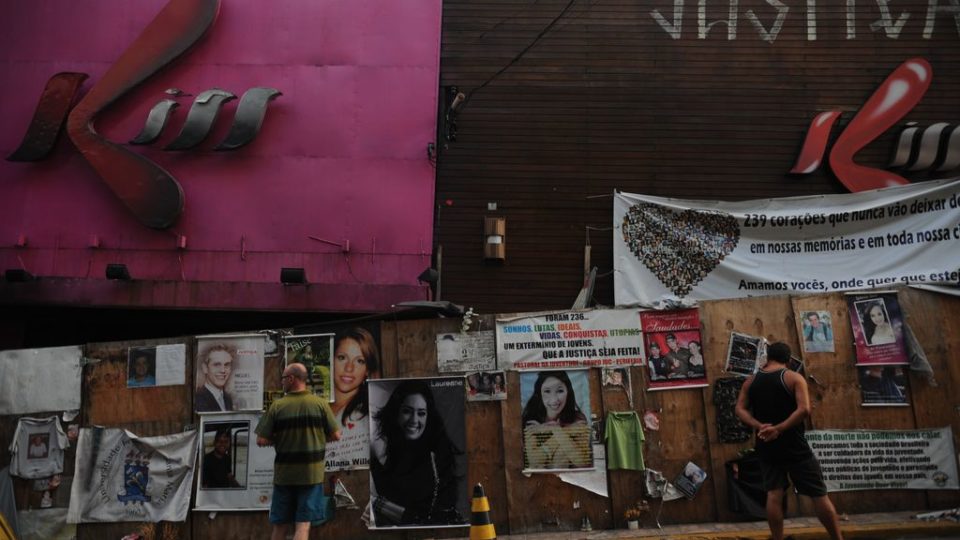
3, 291, 959, 538
435, 0, 960, 314
79, 337, 195, 540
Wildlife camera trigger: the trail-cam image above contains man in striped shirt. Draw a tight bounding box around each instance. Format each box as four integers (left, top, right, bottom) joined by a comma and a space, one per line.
256, 362, 341, 540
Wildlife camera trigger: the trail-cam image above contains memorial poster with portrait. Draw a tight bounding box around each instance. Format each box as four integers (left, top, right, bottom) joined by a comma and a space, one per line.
858, 366, 910, 406
67, 428, 199, 523
194, 413, 276, 511
724, 332, 764, 377
367, 377, 468, 530
283, 333, 334, 402
127, 344, 186, 388
846, 292, 908, 365
799, 310, 835, 353
640, 309, 708, 390
519, 369, 594, 473
195, 335, 265, 413
325, 323, 382, 471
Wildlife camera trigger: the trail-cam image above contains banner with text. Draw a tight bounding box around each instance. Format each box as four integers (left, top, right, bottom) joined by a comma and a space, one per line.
615, 179, 960, 305
496, 309, 643, 370
807, 428, 959, 492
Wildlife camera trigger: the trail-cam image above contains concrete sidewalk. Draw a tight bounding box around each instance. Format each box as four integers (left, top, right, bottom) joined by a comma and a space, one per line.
457, 510, 960, 539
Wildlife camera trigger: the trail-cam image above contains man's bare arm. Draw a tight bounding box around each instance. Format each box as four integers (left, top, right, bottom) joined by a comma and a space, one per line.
329, 429, 342, 442
256, 436, 272, 447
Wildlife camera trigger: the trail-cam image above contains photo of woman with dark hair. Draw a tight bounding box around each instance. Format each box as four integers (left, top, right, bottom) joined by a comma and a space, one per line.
686, 341, 705, 377
860, 301, 895, 346
324, 327, 380, 470
520, 369, 593, 471
369, 378, 467, 528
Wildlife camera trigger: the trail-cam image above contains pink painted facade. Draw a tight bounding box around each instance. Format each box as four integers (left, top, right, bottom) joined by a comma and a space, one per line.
0, 0, 441, 311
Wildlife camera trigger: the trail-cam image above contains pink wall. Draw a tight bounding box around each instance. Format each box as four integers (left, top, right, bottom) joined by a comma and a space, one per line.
0, 0, 440, 311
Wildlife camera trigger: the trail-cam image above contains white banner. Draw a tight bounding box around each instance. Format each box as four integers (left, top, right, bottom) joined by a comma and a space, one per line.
0, 346, 82, 415
67, 428, 199, 523
496, 309, 643, 370
807, 427, 959, 492
194, 413, 276, 511
615, 179, 960, 306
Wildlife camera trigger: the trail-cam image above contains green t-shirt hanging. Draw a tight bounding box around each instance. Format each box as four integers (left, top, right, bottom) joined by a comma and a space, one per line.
605, 411, 645, 470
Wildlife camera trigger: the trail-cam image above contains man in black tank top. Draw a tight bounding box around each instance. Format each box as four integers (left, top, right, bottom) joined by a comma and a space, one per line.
735, 342, 844, 540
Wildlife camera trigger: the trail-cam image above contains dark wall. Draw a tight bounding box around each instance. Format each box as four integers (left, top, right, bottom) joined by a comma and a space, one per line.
436, 0, 960, 313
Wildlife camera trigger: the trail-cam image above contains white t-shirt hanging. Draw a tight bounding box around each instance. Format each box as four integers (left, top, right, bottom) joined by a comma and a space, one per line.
9, 416, 68, 479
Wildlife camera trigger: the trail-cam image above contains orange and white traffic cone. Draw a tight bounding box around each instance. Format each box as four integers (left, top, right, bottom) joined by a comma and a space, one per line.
469, 483, 496, 540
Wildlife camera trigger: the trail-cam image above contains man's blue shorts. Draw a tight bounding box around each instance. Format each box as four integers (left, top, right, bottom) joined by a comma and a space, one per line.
269, 484, 330, 525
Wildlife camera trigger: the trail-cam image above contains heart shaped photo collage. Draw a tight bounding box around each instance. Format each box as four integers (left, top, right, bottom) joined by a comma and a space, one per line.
621, 203, 741, 297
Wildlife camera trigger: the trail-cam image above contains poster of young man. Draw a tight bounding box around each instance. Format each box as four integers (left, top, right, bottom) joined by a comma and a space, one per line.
367, 377, 468, 529
846, 292, 908, 365
127, 344, 186, 388
195, 335, 265, 413
640, 309, 707, 390
724, 332, 764, 377
194, 413, 276, 511
520, 369, 594, 472
799, 310, 835, 353
283, 333, 334, 402
858, 366, 910, 406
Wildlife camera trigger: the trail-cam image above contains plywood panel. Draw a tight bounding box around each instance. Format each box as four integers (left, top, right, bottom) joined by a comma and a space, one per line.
897, 288, 960, 510
699, 295, 800, 521
792, 293, 925, 514
501, 368, 611, 534
79, 338, 195, 540
603, 365, 649, 529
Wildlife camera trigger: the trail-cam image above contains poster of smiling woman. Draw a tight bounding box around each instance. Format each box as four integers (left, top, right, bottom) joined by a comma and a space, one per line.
367, 377, 468, 529
520, 369, 593, 472
845, 292, 908, 365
